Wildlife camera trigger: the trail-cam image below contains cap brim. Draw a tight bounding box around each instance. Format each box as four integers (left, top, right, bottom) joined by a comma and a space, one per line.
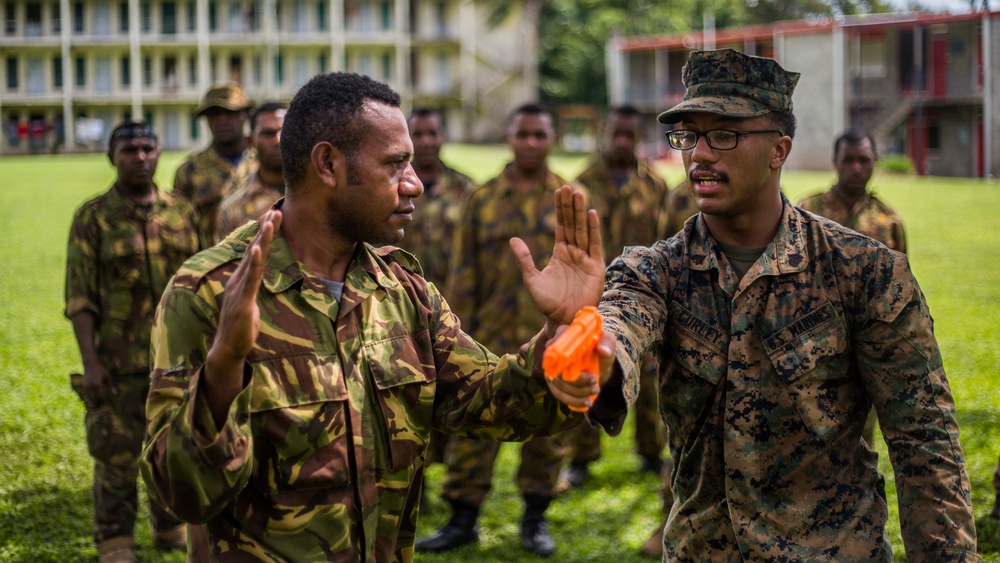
657, 96, 772, 124
196, 103, 253, 116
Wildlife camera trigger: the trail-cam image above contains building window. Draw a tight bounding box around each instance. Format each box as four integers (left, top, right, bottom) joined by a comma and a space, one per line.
186, 0, 195, 31
143, 56, 152, 86
120, 56, 130, 86
208, 1, 216, 31
210, 55, 217, 81
379, 1, 390, 30
140, 1, 150, 32
253, 54, 261, 84
162, 2, 175, 34
188, 55, 196, 84
4, 2, 15, 35
291, 0, 305, 33
164, 56, 177, 89
53, 56, 62, 88
74, 56, 85, 86
274, 54, 283, 84
6, 57, 18, 90
190, 110, 199, 140
927, 124, 941, 150
118, 1, 127, 31
318, 52, 327, 74
26, 2, 42, 36
381, 52, 390, 82
51, 1, 60, 33
72, 1, 83, 33
316, 0, 325, 31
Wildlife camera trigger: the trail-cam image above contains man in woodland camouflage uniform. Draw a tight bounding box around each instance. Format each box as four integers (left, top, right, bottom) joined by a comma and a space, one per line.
216, 102, 287, 241
173, 83, 256, 246
569, 49, 979, 560
564, 105, 669, 489
139, 73, 606, 562
403, 107, 477, 477
65, 121, 199, 562
797, 128, 907, 448
415, 104, 574, 558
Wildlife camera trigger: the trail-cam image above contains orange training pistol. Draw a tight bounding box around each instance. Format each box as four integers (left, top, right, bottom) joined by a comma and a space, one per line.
542, 306, 602, 412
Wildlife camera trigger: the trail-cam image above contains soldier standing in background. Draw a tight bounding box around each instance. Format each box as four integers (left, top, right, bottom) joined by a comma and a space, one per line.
216, 102, 287, 242
415, 104, 574, 558
403, 107, 478, 476
796, 128, 907, 448
564, 105, 669, 489
661, 179, 700, 237
65, 121, 199, 563
173, 83, 256, 246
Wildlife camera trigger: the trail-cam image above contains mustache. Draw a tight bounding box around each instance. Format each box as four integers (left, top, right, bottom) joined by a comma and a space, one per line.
689, 165, 729, 183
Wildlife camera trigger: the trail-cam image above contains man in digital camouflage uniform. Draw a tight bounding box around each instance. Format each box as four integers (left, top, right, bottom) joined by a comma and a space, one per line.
216, 102, 287, 242
564, 105, 669, 488
173, 83, 256, 246
415, 104, 575, 558
65, 121, 200, 563
403, 107, 477, 475
139, 73, 605, 562
567, 49, 979, 560
797, 128, 907, 449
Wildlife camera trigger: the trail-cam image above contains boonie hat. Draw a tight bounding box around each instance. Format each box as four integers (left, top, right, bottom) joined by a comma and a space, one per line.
196, 83, 254, 116
657, 48, 800, 124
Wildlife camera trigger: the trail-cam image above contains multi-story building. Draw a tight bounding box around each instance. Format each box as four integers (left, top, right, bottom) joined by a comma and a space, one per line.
608, 10, 999, 178
0, 0, 540, 154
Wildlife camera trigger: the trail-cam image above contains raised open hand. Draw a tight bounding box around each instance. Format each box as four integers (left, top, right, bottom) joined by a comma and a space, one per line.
510, 186, 606, 330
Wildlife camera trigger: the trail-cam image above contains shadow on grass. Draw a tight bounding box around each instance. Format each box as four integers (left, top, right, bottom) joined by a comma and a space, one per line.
0, 485, 94, 562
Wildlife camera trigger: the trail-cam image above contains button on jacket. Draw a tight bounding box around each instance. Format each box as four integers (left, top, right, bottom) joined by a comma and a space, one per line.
590, 199, 977, 561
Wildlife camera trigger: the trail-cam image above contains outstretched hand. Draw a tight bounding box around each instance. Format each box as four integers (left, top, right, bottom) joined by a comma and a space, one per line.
510, 185, 605, 330
204, 209, 282, 426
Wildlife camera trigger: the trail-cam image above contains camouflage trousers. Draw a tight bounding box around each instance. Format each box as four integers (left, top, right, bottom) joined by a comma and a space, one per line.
566, 355, 666, 463
994, 455, 1000, 491
73, 372, 183, 544
441, 433, 568, 507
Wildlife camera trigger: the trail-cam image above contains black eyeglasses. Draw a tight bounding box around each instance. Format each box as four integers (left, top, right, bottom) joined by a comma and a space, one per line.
666, 129, 783, 151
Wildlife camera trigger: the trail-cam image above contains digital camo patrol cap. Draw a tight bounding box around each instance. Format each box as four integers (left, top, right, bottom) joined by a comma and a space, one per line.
657, 48, 800, 124
196, 83, 254, 116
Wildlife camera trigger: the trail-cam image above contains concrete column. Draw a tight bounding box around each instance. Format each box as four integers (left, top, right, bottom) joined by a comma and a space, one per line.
395, 0, 410, 106
459, 0, 476, 141
60, 0, 75, 152
329, 0, 343, 71
522, 0, 540, 100
832, 25, 846, 137
983, 11, 993, 178
129, 0, 142, 119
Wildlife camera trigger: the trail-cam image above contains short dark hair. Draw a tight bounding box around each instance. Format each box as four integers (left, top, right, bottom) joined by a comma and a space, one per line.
834, 128, 878, 160
107, 120, 157, 154
610, 105, 642, 119
280, 72, 401, 189
769, 109, 797, 139
510, 103, 551, 122
250, 101, 287, 132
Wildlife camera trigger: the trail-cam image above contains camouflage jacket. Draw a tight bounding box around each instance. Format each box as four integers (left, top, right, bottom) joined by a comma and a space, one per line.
401, 164, 477, 297
573, 156, 668, 261
65, 184, 199, 375
660, 180, 701, 238
215, 172, 285, 242
447, 164, 568, 350
140, 220, 580, 562
797, 188, 907, 253
172, 145, 256, 246
590, 198, 977, 561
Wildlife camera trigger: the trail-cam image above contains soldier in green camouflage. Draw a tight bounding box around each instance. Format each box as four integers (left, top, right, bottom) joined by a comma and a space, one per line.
403, 108, 477, 478
557, 49, 979, 560
139, 73, 608, 562
796, 128, 907, 448
173, 83, 257, 246
563, 105, 669, 490
216, 102, 287, 242
65, 121, 200, 563
415, 104, 574, 558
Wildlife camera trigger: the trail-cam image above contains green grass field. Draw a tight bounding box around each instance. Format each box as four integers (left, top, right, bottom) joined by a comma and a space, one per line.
0, 146, 997, 561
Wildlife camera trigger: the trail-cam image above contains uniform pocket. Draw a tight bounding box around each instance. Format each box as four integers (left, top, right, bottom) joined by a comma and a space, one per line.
764, 302, 851, 438
364, 329, 437, 473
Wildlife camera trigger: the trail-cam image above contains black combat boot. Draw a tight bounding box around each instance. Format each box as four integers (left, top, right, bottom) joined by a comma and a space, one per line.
521, 494, 556, 557
414, 499, 480, 552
